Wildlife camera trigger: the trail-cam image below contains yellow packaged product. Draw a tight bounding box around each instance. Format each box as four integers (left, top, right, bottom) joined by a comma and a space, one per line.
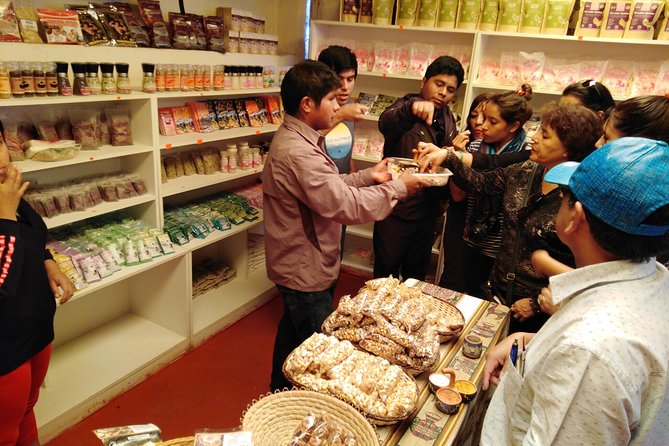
575, 1, 606, 37
541, 0, 575, 35
437, 0, 459, 28
519, 0, 546, 33
456, 0, 481, 29
479, 0, 500, 30
600, 1, 633, 37
622, 1, 664, 39
496, 0, 522, 31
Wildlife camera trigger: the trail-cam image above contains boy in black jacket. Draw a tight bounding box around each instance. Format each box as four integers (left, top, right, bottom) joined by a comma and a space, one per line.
373, 55, 464, 280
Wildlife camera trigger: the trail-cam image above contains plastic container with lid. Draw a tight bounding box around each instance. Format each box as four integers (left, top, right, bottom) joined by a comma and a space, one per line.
226, 144, 238, 173
155, 64, 165, 92
7, 62, 23, 97
238, 142, 251, 170
213, 65, 224, 90
194, 65, 203, 91
202, 65, 212, 91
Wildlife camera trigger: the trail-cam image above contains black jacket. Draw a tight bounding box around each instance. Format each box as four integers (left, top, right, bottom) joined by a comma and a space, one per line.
0, 199, 56, 375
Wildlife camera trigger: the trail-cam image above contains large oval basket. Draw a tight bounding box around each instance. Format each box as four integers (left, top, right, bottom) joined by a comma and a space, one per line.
241, 390, 380, 446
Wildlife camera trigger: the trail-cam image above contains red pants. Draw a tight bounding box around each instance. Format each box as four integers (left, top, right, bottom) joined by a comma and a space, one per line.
0, 344, 51, 446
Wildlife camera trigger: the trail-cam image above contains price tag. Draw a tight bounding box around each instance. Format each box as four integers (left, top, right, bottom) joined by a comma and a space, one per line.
165, 143, 172, 150
197, 138, 203, 144
89, 156, 95, 161
399, 25, 404, 30
255, 130, 261, 135
116, 96, 122, 100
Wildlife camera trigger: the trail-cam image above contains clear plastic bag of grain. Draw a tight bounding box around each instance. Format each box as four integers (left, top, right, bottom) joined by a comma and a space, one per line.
289, 413, 357, 446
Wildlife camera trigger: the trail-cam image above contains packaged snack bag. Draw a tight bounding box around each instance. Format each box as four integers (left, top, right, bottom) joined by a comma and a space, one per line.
171, 106, 194, 134
479, 0, 500, 30
0, 0, 22, 42
95, 4, 135, 47
658, 9, 669, 38
539, 56, 566, 90
397, 0, 418, 26
417, 0, 439, 26
15, 0, 43, 43
496, 0, 522, 31
204, 16, 225, 52
519, 0, 546, 33
630, 61, 661, 95
341, 0, 359, 23
353, 40, 373, 72
137, 0, 170, 47
499, 51, 520, 86
457, 0, 482, 29
408, 43, 433, 76
437, 0, 459, 28
390, 44, 410, 75
602, 60, 633, 95
359, 0, 373, 23
372, 41, 394, 72
187, 102, 218, 133
622, 1, 664, 39
107, 2, 151, 47
578, 60, 608, 81
37, 9, 84, 44
477, 56, 501, 83
655, 60, 669, 92
553, 62, 580, 89
541, 0, 575, 34
600, 1, 632, 37
373, 0, 395, 25
66, 5, 109, 46
575, 1, 606, 37
518, 51, 545, 84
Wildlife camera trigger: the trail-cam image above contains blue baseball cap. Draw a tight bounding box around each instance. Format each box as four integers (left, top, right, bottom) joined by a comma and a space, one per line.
544, 137, 669, 236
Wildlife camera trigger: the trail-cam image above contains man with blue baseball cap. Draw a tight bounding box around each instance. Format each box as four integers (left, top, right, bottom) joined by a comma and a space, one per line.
480, 137, 669, 445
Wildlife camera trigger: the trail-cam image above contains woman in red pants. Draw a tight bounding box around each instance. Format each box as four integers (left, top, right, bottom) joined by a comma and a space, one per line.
0, 139, 74, 446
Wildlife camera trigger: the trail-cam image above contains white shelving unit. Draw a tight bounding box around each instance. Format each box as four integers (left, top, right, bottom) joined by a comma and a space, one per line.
310, 20, 669, 285
0, 38, 298, 442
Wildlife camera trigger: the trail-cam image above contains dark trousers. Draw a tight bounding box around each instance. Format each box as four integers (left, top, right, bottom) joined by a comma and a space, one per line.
270, 285, 334, 391
373, 214, 435, 281
462, 244, 496, 299
438, 201, 467, 292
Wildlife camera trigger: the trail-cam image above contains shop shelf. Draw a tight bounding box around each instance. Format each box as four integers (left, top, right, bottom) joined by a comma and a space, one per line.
154, 87, 280, 99
176, 212, 264, 254
161, 166, 263, 197
43, 194, 156, 229
159, 124, 280, 149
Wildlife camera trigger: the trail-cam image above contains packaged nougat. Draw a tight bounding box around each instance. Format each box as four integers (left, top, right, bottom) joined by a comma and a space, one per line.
622, 1, 664, 40
575, 1, 606, 37
479, 0, 500, 30
437, 0, 459, 28
496, 0, 522, 31
518, 0, 546, 33
541, 0, 575, 34
417, 0, 439, 26
372, 0, 394, 24
600, 1, 633, 37
457, 0, 482, 29
397, 0, 418, 26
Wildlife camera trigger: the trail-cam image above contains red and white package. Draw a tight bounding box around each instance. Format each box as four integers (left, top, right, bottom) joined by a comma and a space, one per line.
389, 44, 410, 75
552, 63, 580, 90
105, 106, 133, 146
137, 0, 170, 48
602, 60, 632, 96
498, 51, 521, 86
655, 61, 669, 94
408, 43, 432, 77
158, 108, 176, 136
353, 40, 374, 73
539, 57, 566, 91
477, 56, 501, 83
630, 61, 661, 96
0, 1, 22, 42
577, 60, 608, 82
372, 41, 394, 73
37, 9, 84, 44
69, 110, 99, 150
518, 51, 545, 84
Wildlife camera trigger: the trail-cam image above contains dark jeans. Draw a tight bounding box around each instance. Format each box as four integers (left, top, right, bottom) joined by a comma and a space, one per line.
462, 244, 495, 299
270, 285, 334, 391
373, 214, 435, 281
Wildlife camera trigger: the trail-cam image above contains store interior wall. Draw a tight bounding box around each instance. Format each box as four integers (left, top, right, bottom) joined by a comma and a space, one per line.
27, 0, 308, 57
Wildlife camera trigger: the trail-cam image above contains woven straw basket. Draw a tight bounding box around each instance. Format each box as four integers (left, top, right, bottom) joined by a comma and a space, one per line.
241, 390, 380, 445
418, 296, 465, 343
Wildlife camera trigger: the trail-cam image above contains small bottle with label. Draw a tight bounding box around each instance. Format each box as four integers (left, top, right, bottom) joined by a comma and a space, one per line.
45, 62, 58, 96
219, 148, 230, 172
33, 62, 47, 97
226, 145, 238, 173
0, 63, 11, 99
6, 62, 23, 98
115, 63, 131, 94
155, 64, 165, 92
20, 61, 35, 97
238, 142, 251, 170
230, 66, 240, 90
72, 62, 90, 96
194, 65, 203, 91
142, 63, 156, 93
55, 61, 72, 96
255, 66, 264, 89
213, 65, 223, 90
180, 64, 189, 92
203, 65, 212, 91
223, 65, 232, 90
86, 62, 101, 95
100, 63, 116, 94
